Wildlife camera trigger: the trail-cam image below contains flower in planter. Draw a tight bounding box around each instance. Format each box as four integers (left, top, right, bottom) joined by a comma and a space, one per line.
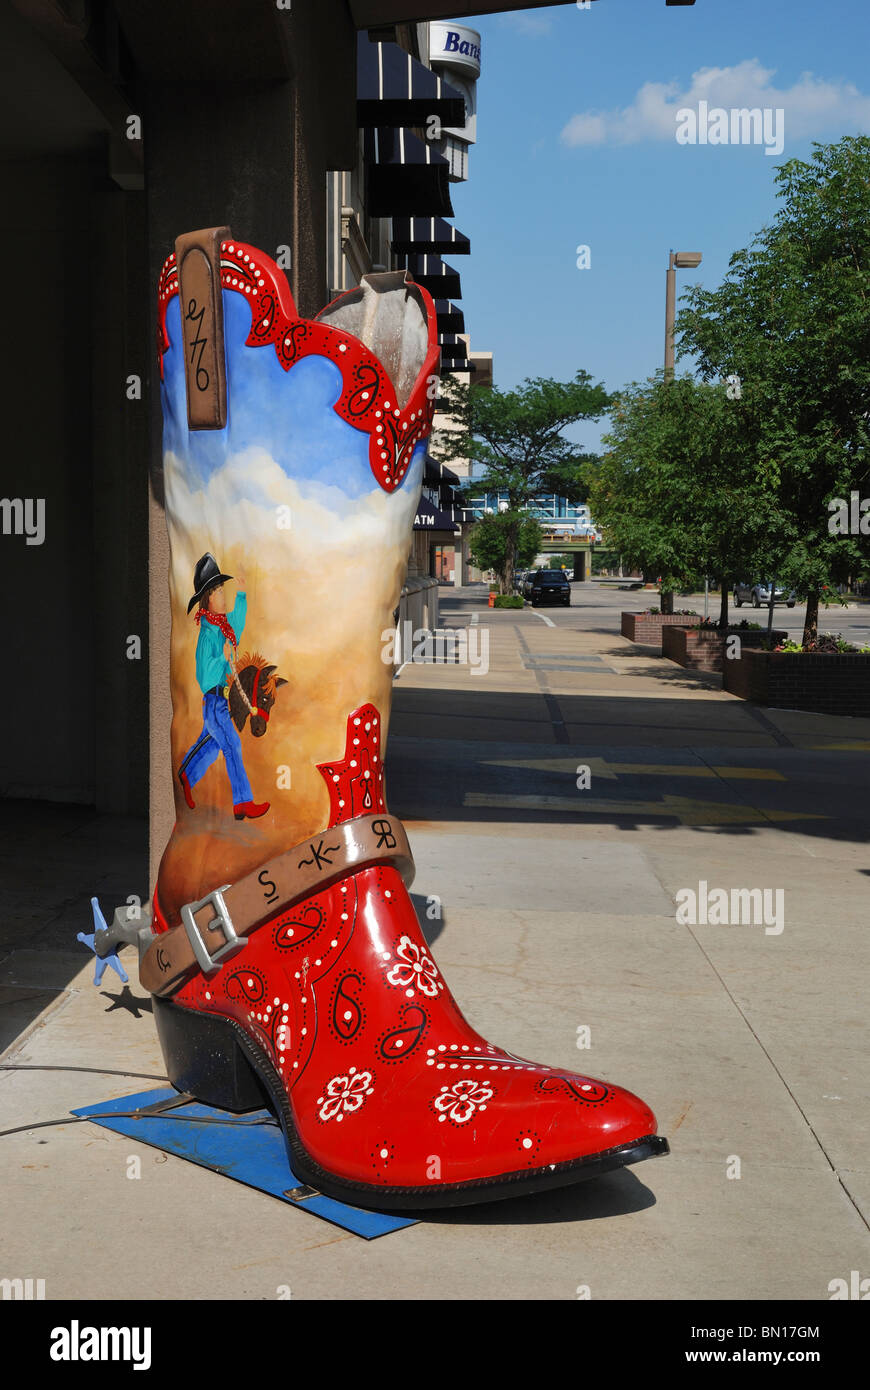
639, 607, 698, 617
775, 631, 861, 654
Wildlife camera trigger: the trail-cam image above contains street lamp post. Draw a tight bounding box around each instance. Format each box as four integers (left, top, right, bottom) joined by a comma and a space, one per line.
664, 250, 703, 379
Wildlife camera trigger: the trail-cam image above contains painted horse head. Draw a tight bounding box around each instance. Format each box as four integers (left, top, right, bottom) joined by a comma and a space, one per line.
229, 651, 288, 737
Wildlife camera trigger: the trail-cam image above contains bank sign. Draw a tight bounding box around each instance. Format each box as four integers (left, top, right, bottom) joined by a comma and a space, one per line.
429, 23, 482, 79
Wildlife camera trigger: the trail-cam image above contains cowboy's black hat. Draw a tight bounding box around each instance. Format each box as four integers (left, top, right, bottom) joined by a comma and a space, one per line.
187, 552, 233, 613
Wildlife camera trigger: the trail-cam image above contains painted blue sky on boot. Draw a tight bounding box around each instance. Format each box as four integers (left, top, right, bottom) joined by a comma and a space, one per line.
161, 291, 424, 510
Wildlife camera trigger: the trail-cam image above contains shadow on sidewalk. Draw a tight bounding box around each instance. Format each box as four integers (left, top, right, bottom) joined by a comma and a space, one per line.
403, 1163, 659, 1227
388, 685, 870, 850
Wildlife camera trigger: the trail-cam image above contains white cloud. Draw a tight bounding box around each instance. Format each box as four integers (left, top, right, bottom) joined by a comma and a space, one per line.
560, 59, 870, 147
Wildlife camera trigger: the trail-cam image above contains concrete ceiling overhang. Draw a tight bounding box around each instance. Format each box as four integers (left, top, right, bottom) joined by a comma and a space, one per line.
350, 0, 695, 16
350, 2, 587, 23
3, 0, 132, 155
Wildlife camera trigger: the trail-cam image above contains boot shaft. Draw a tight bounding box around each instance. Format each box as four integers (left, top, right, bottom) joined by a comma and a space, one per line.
156, 230, 439, 925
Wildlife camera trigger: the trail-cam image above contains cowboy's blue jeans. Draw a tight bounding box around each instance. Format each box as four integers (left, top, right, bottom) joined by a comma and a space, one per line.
179, 691, 253, 805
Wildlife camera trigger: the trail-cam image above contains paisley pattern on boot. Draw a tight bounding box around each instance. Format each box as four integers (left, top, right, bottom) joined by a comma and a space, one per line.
153, 704, 660, 1194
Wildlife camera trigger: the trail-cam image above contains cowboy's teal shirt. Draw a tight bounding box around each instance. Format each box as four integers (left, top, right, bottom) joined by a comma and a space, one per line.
195, 592, 246, 694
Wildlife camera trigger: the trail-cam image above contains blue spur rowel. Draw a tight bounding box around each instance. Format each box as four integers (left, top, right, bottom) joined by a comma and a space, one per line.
77, 897, 130, 986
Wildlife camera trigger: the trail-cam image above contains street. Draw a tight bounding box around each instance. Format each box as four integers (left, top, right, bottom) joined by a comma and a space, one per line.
537, 579, 870, 644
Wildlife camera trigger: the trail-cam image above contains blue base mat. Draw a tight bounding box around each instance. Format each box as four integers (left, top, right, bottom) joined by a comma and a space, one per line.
72, 1087, 416, 1239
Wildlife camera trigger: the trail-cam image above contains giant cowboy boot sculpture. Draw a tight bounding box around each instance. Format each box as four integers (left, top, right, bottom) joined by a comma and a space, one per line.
140, 227, 668, 1209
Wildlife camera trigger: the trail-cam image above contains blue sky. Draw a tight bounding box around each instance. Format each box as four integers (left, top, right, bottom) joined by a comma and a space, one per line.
447, 0, 870, 454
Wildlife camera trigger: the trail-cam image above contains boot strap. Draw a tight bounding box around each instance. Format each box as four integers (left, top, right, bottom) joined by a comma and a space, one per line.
141, 813, 413, 998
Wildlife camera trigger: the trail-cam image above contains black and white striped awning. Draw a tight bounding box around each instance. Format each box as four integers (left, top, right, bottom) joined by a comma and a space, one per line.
438, 333, 469, 361
434, 300, 465, 334
437, 335, 477, 373
400, 253, 462, 299
391, 217, 471, 256
357, 36, 466, 127
365, 128, 454, 217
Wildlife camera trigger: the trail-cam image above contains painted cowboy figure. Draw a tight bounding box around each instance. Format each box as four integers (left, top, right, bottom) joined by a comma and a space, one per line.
178, 553, 270, 821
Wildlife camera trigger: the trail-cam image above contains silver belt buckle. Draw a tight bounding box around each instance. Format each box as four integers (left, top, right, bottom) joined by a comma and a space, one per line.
180, 886, 246, 975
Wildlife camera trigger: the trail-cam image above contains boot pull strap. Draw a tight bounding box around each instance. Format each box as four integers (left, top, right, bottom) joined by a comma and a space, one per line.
174, 226, 231, 431
140, 813, 415, 998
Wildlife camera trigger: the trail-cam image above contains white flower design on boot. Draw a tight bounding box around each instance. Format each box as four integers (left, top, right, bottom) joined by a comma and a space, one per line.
433, 1080, 495, 1125
385, 935, 443, 998
317, 1066, 375, 1123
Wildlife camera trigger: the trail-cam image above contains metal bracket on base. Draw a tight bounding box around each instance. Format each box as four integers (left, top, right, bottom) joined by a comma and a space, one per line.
92, 896, 156, 960
284, 1185, 321, 1203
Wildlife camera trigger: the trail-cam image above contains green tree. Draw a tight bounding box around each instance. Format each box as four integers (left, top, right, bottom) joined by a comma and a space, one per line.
676, 135, 870, 642
468, 511, 543, 592
434, 372, 609, 592
589, 375, 779, 619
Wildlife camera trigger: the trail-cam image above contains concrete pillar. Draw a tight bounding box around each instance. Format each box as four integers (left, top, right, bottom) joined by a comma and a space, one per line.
91, 187, 149, 815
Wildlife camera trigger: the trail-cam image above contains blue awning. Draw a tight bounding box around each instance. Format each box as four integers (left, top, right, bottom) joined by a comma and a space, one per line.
434, 300, 465, 333
365, 128, 454, 217
400, 252, 461, 298
414, 503, 460, 532
391, 217, 471, 256
437, 333, 468, 360
439, 334, 475, 375
357, 36, 466, 127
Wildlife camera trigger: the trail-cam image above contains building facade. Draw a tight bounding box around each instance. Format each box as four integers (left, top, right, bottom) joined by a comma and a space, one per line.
0, 0, 577, 884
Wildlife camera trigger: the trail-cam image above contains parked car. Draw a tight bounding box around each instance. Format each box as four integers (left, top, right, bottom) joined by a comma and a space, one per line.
526, 569, 571, 607
513, 569, 528, 593
733, 580, 797, 608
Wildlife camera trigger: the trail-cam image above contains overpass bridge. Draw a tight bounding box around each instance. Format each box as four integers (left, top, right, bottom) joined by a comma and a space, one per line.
536, 538, 618, 578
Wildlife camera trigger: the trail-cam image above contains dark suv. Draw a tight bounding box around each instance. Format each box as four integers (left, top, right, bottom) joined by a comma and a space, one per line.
526, 569, 571, 607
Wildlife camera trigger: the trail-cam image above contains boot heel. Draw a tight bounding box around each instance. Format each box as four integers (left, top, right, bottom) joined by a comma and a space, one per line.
153, 995, 267, 1113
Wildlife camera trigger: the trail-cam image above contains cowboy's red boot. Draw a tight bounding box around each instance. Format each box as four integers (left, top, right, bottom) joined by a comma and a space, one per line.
143, 227, 668, 1209
233, 800, 270, 821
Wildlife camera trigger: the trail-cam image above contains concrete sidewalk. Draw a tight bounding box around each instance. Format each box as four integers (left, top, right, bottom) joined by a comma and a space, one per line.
1, 587, 868, 1299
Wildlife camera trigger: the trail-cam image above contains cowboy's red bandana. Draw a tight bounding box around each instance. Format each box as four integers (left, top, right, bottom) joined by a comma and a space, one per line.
194, 610, 237, 645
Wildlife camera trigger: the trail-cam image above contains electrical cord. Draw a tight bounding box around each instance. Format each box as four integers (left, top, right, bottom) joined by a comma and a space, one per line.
1, 1112, 279, 1139
1, 1064, 168, 1080
0, 1064, 278, 1137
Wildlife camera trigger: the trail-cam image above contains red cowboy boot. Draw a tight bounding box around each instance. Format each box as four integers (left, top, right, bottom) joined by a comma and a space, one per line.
233, 800, 270, 821
143, 227, 668, 1209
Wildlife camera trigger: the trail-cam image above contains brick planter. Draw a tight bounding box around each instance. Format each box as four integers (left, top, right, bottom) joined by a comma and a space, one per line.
662, 625, 788, 674
723, 649, 870, 716
621, 611, 701, 646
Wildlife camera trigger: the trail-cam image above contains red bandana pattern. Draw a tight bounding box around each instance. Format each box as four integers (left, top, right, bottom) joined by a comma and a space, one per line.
157, 240, 440, 495
194, 610, 237, 645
